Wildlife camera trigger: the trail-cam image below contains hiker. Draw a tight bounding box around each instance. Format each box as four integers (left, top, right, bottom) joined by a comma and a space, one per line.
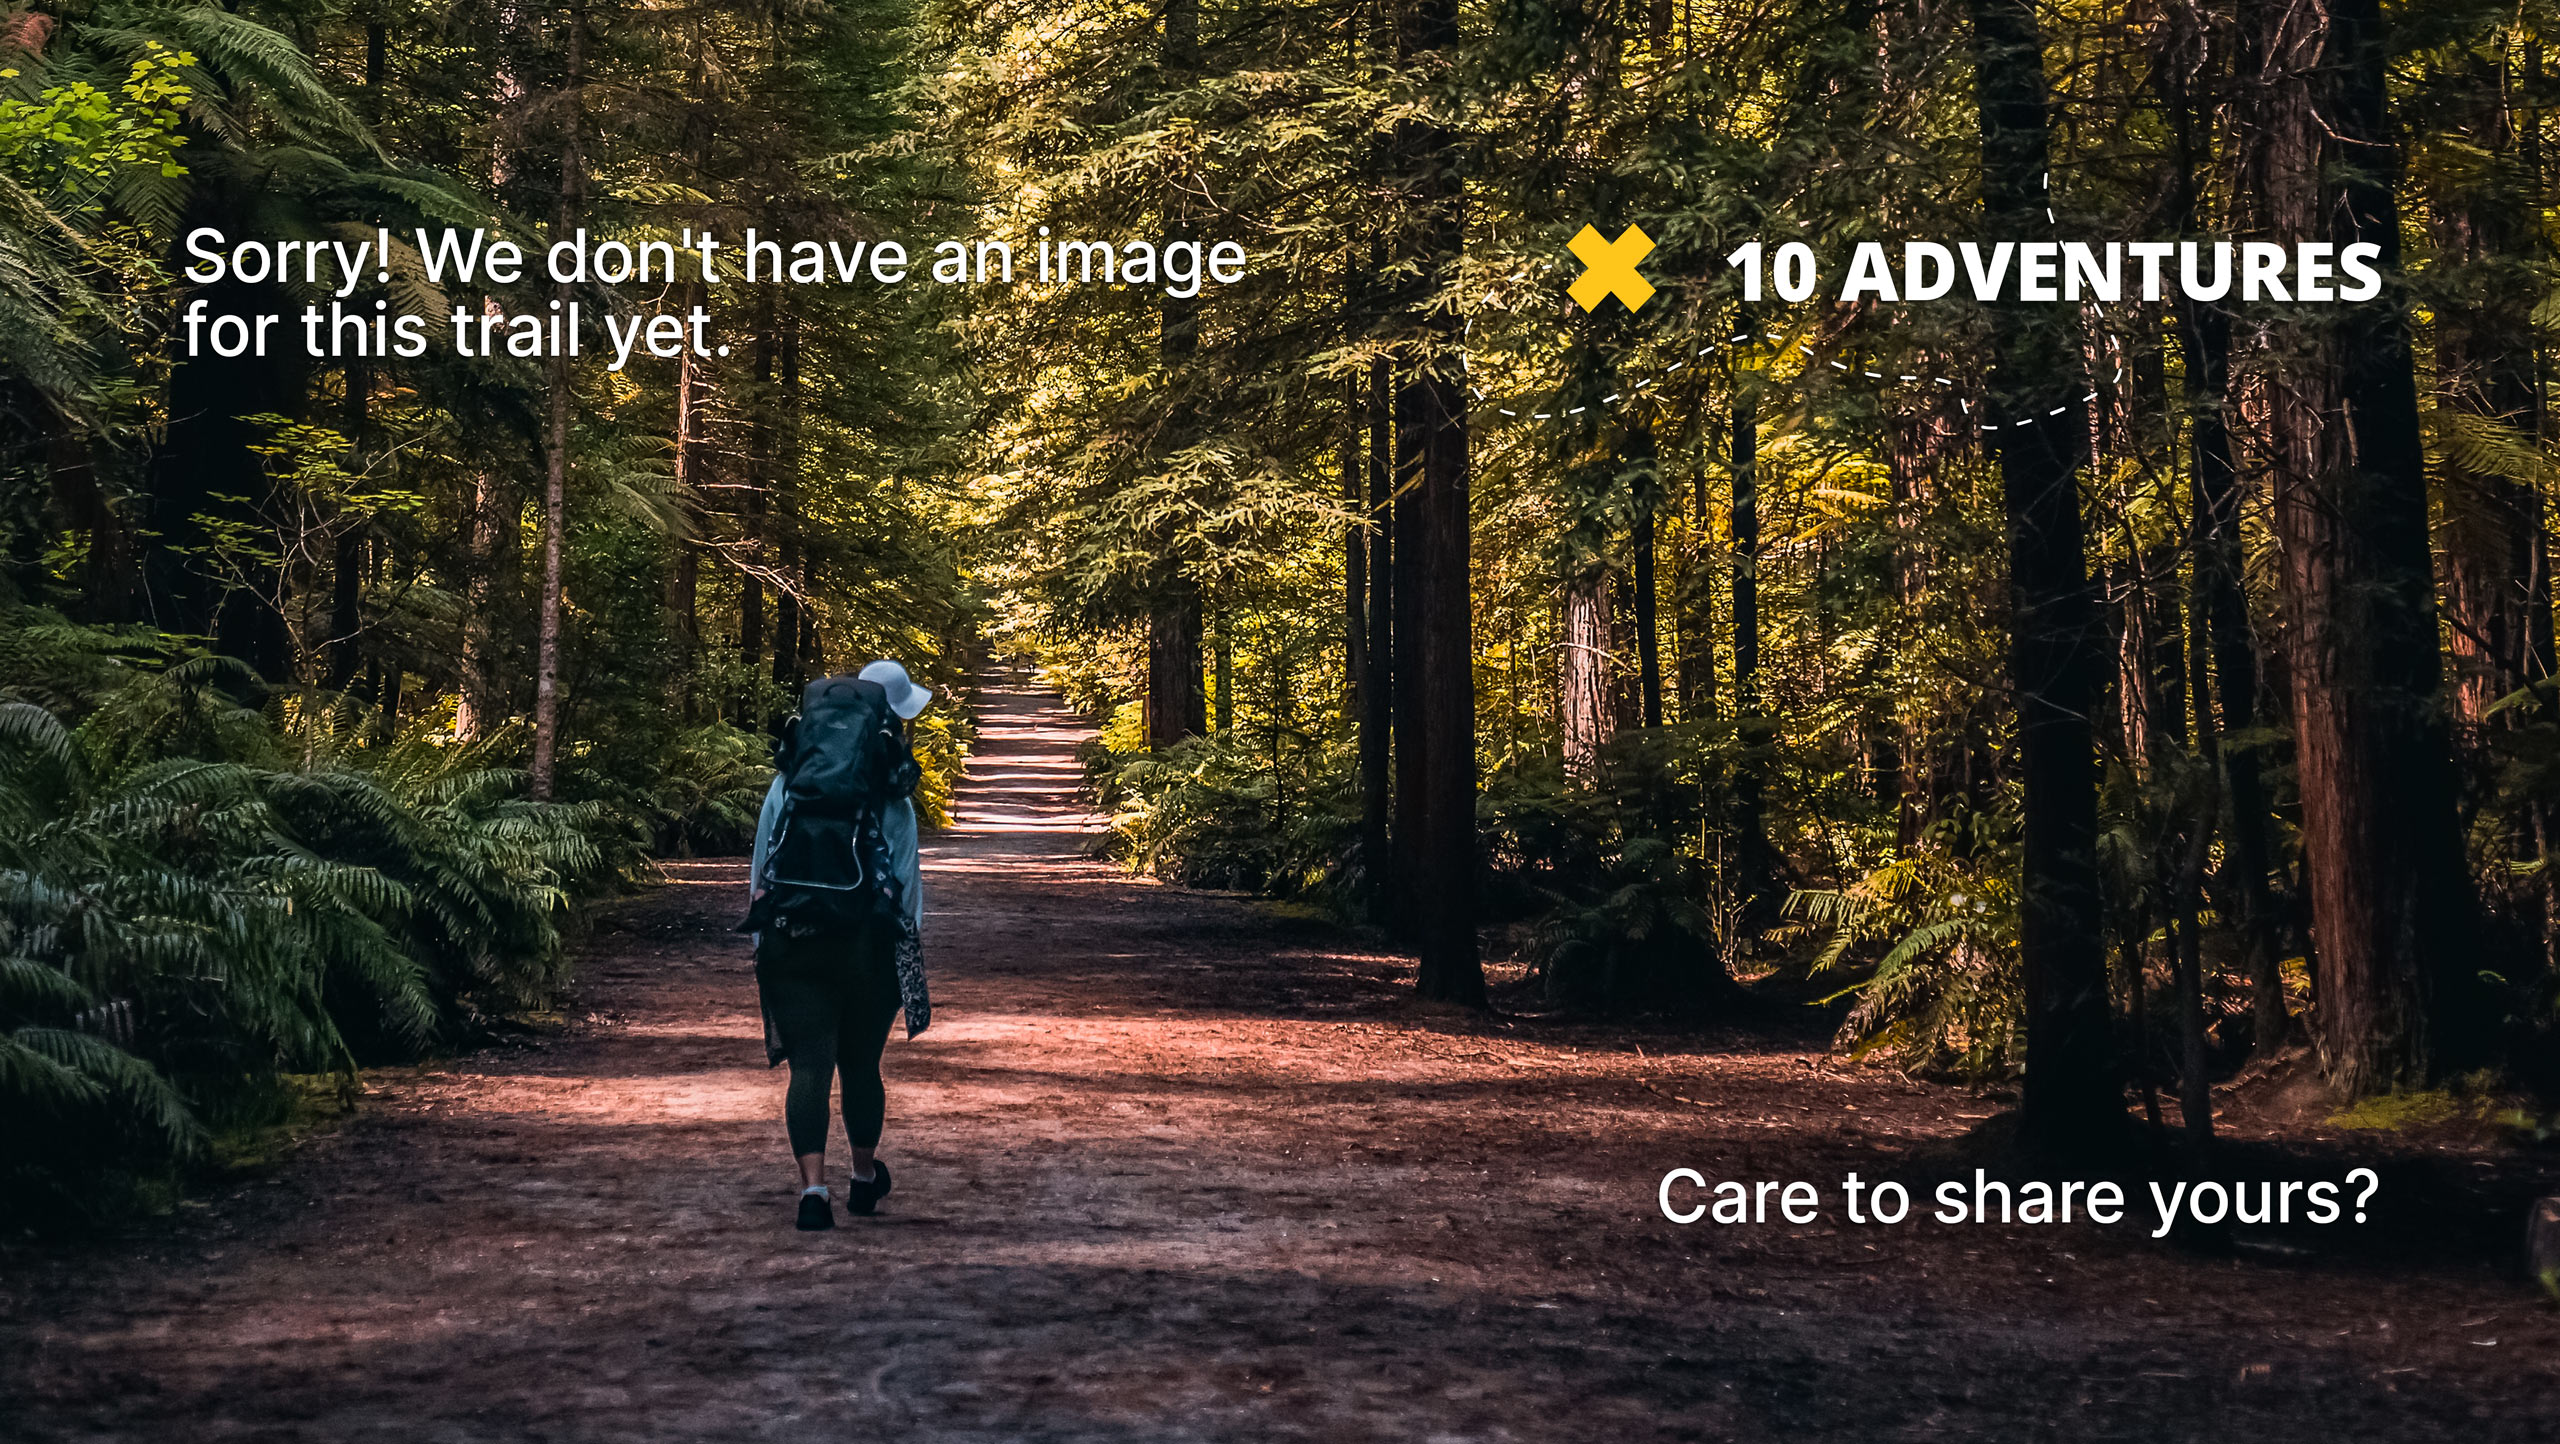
745, 659, 934, 1231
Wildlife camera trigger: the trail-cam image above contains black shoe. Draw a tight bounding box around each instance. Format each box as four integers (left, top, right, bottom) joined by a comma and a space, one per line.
796, 1190, 836, 1231
846, 1161, 892, 1216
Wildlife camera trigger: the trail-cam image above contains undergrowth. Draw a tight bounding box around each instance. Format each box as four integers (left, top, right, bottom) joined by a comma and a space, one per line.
0, 607, 765, 1229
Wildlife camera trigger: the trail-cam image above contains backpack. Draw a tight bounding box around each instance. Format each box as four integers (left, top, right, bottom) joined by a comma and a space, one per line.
741, 675, 922, 940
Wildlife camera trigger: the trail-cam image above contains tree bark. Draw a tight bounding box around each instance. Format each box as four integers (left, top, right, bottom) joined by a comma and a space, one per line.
1633, 490, 1663, 729
1396, 0, 1479, 1004
738, 300, 775, 722
1344, 278, 1369, 755
1340, 9, 1370, 769
1729, 370, 1772, 902
1969, 0, 2121, 1151
453, 469, 508, 742
1147, 588, 1207, 748
1146, 0, 1206, 753
1561, 566, 1613, 776
798, 546, 820, 676
2182, 297, 2289, 1050
2158, 1, 2287, 1052
530, 6, 585, 801
152, 176, 298, 679
667, 279, 705, 697
668, 41, 714, 706
326, 25, 385, 699
2430, 48, 2553, 727
771, 314, 803, 707
1883, 404, 1955, 843
1679, 440, 1716, 722
2255, 0, 2478, 1091
2174, 886, 2212, 1148
1363, 298, 1396, 912
326, 355, 369, 694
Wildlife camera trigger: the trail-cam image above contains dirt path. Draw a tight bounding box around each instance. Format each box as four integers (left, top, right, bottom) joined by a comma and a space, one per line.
4, 680, 2556, 1442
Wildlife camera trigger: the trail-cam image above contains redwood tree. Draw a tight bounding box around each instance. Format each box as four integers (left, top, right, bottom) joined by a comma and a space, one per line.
2257, 0, 2479, 1091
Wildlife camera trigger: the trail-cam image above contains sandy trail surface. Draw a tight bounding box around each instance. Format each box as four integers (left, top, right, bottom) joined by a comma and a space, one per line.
4, 680, 2556, 1442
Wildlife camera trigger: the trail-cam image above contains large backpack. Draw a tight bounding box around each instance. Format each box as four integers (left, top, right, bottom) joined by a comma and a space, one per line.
742, 675, 922, 940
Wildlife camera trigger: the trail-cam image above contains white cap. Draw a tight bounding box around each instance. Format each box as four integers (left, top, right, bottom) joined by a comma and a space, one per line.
858, 659, 933, 719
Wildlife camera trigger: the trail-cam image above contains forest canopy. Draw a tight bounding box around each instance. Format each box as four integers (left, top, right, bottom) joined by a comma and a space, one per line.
3, 0, 2558, 1218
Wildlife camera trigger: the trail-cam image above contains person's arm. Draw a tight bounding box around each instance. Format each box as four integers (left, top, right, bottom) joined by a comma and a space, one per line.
887, 795, 923, 939
749, 774, 785, 900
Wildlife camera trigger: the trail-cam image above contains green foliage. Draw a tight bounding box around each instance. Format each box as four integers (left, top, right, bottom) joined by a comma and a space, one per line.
1089, 729, 1357, 899
2326, 1090, 2465, 1132
1479, 727, 1745, 1014
1778, 809, 2024, 1079
572, 715, 771, 860
0, 608, 607, 1225
0, 40, 194, 199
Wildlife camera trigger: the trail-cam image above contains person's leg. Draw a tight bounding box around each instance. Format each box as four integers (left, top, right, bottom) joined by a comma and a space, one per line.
838, 925, 904, 1182
759, 957, 846, 1186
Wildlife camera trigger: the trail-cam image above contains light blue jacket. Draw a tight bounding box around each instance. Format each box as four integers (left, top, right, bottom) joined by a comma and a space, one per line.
749, 775, 924, 939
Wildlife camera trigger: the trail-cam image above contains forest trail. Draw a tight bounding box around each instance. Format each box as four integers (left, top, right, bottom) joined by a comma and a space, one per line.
3, 678, 2555, 1442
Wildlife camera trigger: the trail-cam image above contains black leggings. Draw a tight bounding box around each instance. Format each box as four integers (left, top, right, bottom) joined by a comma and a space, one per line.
758, 928, 903, 1156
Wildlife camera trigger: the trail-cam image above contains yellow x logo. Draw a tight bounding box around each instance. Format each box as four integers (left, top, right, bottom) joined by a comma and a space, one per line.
1568, 223, 1656, 313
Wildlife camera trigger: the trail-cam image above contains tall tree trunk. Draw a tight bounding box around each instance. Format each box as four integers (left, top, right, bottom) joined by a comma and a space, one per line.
2431, 49, 2553, 728
1344, 401, 1368, 726
1397, 0, 1480, 1004
152, 176, 297, 679
2173, 886, 2212, 1147
1730, 382, 1758, 711
1344, 274, 1369, 756
1390, 358, 1426, 924
771, 313, 802, 707
1970, 0, 2121, 1150
1729, 369, 1771, 902
1617, 303, 1663, 731
453, 469, 507, 742
327, 20, 390, 698
530, 6, 585, 801
1560, 321, 1625, 769
1363, 300, 1396, 911
363, 19, 387, 122
738, 300, 774, 722
2110, 543, 2184, 768
1147, 0, 1205, 752
1213, 608, 1234, 732
1679, 443, 1717, 722
1883, 408, 1948, 845
2256, 0, 2479, 1090
1561, 566, 1613, 776
667, 279, 706, 695
2159, 1, 2286, 1050
2124, 925, 2164, 1132
1340, 4, 1370, 775
2183, 298, 2288, 1049
668, 41, 713, 705
1633, 490, 1663, 729
326, 356, 369, 694
1147, 587, 1207, 747
798, 546, 820, 675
